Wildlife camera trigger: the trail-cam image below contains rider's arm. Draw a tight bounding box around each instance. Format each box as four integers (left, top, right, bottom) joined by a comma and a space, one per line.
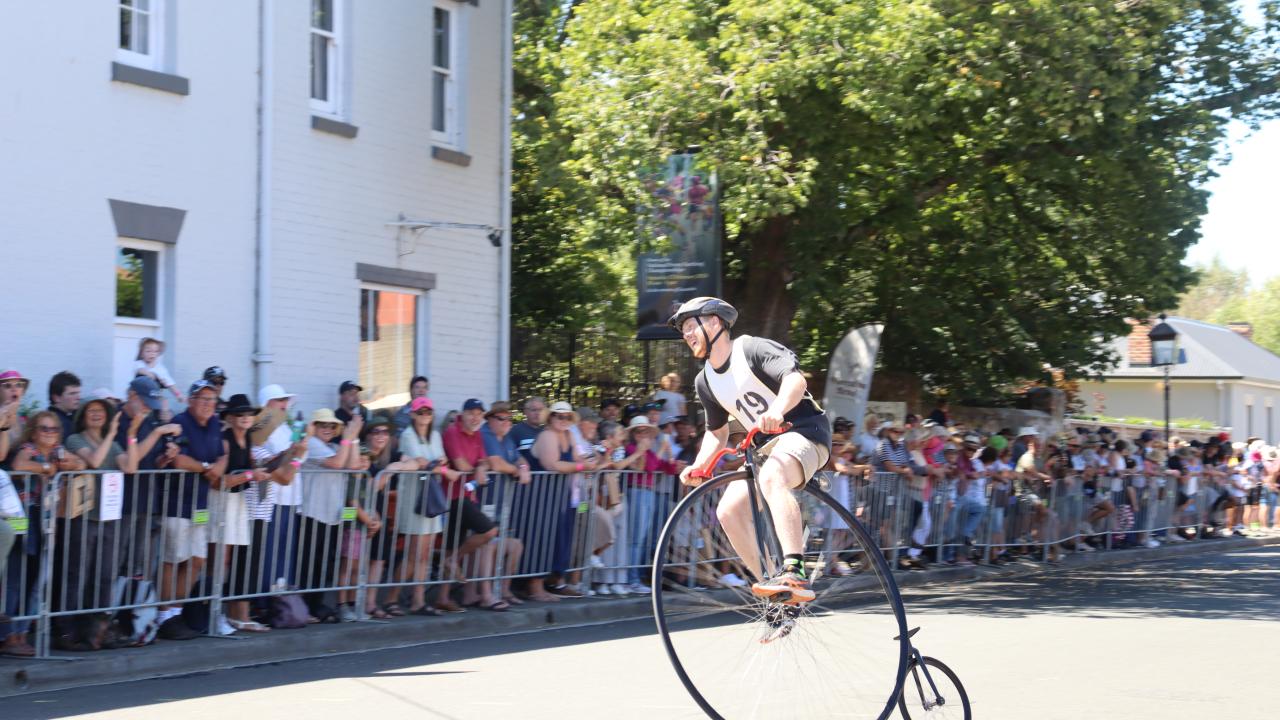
688, 424, 731, 474
763, 372, 807, 425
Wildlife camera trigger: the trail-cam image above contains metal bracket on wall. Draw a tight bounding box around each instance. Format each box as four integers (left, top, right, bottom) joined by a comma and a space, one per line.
386, 213, 504, 256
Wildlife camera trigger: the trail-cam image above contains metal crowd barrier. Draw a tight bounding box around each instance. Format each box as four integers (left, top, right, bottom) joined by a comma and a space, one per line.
4, 463, 1273, 659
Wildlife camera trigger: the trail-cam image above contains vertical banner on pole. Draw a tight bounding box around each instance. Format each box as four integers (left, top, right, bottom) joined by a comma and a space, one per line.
636, 153, 721, 340
822, 323, 884, 424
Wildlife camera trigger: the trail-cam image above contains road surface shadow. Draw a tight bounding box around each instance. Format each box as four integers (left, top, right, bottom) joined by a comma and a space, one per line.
900, 547, 1280, 620
7, 547, 1276, 718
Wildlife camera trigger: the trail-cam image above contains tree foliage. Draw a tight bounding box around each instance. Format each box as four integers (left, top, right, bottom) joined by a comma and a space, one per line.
512, 0, 1280, 400
1177, 258, 1280, 354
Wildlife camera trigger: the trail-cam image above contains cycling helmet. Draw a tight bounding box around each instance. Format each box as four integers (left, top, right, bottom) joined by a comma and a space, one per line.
667, 297, 738, 332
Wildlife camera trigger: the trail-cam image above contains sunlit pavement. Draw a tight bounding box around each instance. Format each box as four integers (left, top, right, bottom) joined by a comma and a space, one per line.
11, 545, 1280, 720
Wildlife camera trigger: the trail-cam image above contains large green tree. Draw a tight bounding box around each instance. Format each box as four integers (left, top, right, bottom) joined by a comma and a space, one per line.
513, 0, 1280, 399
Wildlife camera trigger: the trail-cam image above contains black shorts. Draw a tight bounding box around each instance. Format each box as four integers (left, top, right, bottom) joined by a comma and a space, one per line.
1247, 486, 1263, 506
444, 497, 496, 548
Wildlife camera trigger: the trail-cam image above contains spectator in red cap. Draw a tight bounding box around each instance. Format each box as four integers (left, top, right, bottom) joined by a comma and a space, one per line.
397, 396, 455, 614
441, 399, 504, 611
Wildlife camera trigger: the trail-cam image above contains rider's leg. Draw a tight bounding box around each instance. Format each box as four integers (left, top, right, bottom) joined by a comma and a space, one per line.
716, 481, 763, 581
758, 452, 806, 557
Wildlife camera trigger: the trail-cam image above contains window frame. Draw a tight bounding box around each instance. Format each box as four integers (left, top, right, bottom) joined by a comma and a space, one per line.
430, 4, 462, 148
115, 238, 167, 326
358, 282, 425, 408
117, 0, 166, 70
310, 0, 344, 117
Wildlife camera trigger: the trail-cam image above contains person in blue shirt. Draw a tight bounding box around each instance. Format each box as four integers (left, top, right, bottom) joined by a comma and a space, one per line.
154, 380, 226, 640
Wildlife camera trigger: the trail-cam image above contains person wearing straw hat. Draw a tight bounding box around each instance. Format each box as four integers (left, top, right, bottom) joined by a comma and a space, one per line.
620, 414, 683, 593
668, 297, 831, 604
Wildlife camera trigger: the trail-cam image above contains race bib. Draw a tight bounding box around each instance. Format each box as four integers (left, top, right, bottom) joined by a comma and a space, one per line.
192, 509, 210, 525
341, 506, 358, 522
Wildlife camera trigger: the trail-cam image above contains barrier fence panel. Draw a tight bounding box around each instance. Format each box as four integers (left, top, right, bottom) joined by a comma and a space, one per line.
1, 460, 1251, 659
1, 472, 42, 656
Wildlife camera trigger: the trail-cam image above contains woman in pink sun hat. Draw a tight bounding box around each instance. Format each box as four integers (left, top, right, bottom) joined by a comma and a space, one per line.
0, 370, 33, 457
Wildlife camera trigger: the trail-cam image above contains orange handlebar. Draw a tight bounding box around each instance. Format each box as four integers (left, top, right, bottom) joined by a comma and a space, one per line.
689, 423, 790, 479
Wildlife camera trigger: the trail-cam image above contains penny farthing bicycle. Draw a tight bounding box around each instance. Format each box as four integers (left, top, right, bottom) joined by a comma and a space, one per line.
651, 426, 971, 719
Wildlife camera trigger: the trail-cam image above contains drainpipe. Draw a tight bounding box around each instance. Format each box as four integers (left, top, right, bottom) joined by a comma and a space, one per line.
253, 0, 275, 392
497, 0, 513, 399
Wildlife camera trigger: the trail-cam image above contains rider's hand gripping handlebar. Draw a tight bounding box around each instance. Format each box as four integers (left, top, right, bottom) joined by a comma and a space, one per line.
687, 423, 792, 480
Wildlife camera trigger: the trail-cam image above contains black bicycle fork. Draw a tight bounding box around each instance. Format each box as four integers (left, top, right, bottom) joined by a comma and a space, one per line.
897, 627, 946, 710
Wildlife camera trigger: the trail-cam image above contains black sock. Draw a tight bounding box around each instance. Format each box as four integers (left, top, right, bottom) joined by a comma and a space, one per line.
783, 554, 805, 577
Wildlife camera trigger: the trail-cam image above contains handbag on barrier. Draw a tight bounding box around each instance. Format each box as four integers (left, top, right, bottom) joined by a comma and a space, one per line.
270, 593, 310, 629
110, 576, 160, 646
414, 472, 449, 518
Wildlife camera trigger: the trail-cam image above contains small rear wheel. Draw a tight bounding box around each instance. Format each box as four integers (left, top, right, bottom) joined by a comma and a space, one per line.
897, 656, 970, 719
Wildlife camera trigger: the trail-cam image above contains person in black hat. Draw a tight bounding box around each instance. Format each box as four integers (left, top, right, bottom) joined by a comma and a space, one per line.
600, 398, 622, 422
203, 367, 229, 415
335, 380, 370, 425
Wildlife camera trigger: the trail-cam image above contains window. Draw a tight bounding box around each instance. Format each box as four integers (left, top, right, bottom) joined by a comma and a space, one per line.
116, 246, 159, 320
118, 0, 165, 69
431, 6, 458, 145
359, 286, 420, 410
311, 0, 342, 115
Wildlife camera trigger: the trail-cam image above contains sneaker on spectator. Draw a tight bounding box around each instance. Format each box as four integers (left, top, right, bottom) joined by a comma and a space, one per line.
589, 554, 605, 570
610, 583, 631, 596
338, 604, 359, 622
720, 573, 748, 588
1144, 539, 1161, 549
573, 583, 596, 597
594, 583, 613, 596
627, 582, 651, 595
215, 613, 237, 636
1165, 534, 1186, 543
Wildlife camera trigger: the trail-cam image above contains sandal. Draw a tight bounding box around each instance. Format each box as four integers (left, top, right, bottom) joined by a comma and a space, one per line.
383, 603, 406, 617
433, 599, 466, 614
481, 600, 510, 612
503, 595, 525, 606
365, 607, 390, 619
409, 605, 443, 617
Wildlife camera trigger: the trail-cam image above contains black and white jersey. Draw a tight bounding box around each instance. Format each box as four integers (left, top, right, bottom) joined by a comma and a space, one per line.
694, 335, 832, 450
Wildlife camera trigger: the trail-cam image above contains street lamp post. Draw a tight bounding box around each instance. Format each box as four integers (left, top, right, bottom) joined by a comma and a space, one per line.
1148, 313, 1179, 448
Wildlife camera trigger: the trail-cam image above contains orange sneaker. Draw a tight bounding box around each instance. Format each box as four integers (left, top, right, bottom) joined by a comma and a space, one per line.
750, 569, 815, 605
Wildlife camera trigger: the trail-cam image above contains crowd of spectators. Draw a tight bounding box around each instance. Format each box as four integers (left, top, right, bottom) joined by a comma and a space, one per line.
3, 353, 1277, 659
831, 411, 1280, 571
0, 357, 708, 657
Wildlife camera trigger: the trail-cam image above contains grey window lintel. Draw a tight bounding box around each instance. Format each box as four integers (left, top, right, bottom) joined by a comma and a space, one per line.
108, 199, 187, 244
356, 263, 437, 291
111, 62, 190, 96
312, 115, 359, 138
431, 146, 472, 167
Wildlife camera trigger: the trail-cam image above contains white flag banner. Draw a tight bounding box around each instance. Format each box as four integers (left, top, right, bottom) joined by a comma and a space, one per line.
822, 323, 884, 425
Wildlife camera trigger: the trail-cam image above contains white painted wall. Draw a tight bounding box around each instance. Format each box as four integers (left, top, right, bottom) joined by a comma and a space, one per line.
0, 2, 259, 401
1079, 379, 1280, 443
0, 2, 506, 416
267, 0, 505, 415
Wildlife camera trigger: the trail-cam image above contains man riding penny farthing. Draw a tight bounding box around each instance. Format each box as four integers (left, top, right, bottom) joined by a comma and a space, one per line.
651, 297, 971, 720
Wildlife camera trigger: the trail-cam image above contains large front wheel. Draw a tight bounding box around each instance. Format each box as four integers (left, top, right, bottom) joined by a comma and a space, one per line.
652, 472, 910, 720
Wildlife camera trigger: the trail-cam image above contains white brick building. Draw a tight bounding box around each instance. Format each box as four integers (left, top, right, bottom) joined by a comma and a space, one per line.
1, 1, 512, 415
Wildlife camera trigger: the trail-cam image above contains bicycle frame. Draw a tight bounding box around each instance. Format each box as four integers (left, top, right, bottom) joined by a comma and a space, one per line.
690, 425, 788, 582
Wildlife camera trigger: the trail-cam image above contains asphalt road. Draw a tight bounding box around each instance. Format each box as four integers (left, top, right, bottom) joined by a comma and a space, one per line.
9, 546, 1279, 720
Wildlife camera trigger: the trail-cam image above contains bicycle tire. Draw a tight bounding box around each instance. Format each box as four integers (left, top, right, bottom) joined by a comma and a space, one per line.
897, 656, 970, 720
652, 471, 910, 720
